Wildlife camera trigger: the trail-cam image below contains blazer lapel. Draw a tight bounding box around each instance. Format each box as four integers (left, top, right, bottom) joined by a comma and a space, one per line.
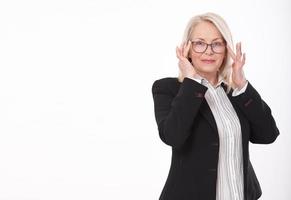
224, 83, 249, 144
199, 99, 218, 134
226, 87, 249, 139
197, 82, 228, 134
198, 82, 247, 139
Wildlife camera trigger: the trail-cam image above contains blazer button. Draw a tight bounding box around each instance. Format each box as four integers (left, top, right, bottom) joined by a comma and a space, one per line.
208, 168, 217, 172
211, 142, 219, 146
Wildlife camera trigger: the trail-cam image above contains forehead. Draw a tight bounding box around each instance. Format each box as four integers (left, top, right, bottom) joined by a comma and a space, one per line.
190, 21, 223, 41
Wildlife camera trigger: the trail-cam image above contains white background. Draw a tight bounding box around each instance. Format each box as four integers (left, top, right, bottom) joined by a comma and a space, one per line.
0, 0, 290, 199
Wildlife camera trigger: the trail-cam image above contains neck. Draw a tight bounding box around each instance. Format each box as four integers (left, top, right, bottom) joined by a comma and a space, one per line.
197, 71, 219, 86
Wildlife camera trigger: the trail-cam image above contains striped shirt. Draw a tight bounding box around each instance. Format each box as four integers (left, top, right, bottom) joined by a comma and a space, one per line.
190, 75, 248, 200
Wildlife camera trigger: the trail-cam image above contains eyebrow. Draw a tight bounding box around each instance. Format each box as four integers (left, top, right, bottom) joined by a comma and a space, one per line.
193, 37, 223, 41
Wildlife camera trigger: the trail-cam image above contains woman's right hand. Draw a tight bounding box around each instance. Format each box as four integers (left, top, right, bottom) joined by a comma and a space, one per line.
176, 41, 197, 80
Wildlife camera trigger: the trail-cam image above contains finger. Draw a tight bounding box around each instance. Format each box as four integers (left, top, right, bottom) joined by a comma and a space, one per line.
236, 42, 242, 59
176, 46, 179, 59
227, 44, 236, 60
185, 41, 191, 56
176, 46, 184, 60
182, 41, 188, 57
176, 46, 182, 59
180, 41, 185, 49
236, 42, 239, 59
179, 43, 183, 53
179, 42, 185, 57
238, 42, 242, 57
182, 42, 188, 57
242, 53, 246, 65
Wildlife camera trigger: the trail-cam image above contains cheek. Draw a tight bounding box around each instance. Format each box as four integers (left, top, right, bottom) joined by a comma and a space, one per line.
217, 55, 226, 65
190, 56, 201, 67
189, 54, 201, 64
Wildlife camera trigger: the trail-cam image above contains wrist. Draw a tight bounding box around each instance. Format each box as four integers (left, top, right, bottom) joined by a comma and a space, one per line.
236, 79, 247, 90
185, 74, 196, 79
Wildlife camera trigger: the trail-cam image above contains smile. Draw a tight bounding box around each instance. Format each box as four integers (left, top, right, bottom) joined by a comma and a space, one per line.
201, 60, 215, 64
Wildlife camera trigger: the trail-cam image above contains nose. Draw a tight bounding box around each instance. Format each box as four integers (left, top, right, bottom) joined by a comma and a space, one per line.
204, 44, 214, 55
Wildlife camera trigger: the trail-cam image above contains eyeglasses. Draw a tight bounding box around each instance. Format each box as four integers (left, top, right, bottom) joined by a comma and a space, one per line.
190, 40, 226, 54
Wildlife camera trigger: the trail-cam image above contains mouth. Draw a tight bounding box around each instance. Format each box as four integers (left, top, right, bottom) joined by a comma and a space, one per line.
201, 59, 215, 64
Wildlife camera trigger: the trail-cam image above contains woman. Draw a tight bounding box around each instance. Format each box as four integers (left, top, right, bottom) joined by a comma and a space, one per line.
151, 12, 280, 200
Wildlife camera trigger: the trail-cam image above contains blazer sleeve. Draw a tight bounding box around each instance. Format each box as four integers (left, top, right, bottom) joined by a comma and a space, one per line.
231, 81, 280, 144
151, 77, 208, 149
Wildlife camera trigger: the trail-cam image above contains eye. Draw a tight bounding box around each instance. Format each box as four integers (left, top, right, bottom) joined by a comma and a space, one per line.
194, 41, 204, 45
212, 42, 224, 46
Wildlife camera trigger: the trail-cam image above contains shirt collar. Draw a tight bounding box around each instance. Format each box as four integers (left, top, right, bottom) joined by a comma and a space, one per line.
195, 74, 226, 88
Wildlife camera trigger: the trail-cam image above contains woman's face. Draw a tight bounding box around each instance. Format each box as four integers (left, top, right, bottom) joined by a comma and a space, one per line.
188, 21, 226, 77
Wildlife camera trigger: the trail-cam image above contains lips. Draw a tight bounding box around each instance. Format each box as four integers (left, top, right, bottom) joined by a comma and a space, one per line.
201, 59, 215, 64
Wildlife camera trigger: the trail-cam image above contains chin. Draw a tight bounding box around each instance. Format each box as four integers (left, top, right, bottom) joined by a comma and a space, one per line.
197, 65, 219, 73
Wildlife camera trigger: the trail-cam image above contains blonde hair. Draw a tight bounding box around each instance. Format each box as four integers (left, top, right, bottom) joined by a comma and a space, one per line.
178, 12, 235, 93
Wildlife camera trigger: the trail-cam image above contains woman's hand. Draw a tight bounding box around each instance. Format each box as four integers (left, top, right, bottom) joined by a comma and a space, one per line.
227, 42, 247, 89
176, 41, 197, 80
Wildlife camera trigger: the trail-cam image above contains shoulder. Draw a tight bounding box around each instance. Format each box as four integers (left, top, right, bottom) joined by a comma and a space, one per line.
151, 77, 181, 95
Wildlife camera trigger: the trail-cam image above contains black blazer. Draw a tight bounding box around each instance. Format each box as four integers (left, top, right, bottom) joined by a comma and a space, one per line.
151, 77, 280, 200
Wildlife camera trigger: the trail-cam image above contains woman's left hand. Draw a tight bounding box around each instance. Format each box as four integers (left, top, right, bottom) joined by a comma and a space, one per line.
227, 42, 247, 89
